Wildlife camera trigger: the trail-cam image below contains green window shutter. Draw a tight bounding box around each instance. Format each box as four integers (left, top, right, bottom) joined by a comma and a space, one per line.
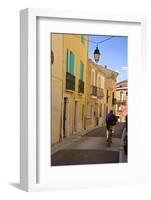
72, 53, 75, 75
81, 35, 85, 45
66, 48, 70, 72
66, 49, 75, 75
70, 51, 75, 75
80, 61, 84, 80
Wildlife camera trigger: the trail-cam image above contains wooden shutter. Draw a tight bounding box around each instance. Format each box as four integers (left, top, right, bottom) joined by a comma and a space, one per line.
70, 51, 75, 75
66, 48, 70, 72
81, 35, 85, 45
80, 61, 84, 80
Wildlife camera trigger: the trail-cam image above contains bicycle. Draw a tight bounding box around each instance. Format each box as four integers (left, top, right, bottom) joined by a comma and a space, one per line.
106, 127, 113, 147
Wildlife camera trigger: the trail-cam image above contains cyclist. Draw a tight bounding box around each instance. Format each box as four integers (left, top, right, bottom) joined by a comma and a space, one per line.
106, 110, 117, 143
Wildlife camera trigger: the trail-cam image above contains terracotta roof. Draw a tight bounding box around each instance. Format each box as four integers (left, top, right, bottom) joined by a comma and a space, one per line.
116, 80, 128, 88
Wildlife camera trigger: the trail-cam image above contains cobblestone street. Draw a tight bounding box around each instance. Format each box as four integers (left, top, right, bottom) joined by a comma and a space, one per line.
51, 122, 127, 166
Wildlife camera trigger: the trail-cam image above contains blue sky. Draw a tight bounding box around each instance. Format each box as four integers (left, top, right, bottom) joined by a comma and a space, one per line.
88, 35, 128, 82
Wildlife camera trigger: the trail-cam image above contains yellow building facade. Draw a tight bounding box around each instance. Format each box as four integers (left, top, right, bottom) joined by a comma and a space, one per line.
85, 59, 106, 130
62, 34, 88, 138
51, 33, 88, 144
85, 59, 118, 131
101, 66, 118, 115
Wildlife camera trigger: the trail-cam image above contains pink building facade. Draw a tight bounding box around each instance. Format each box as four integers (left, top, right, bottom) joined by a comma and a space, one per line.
115, 80, 128, 122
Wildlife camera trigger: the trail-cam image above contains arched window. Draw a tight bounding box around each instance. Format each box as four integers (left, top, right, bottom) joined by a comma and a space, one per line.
97, 74, 101, 88
91, 69, 95, 85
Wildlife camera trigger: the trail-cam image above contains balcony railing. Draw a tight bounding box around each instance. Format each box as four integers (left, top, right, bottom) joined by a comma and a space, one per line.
78, 79, 84, 94
90, 85, 97, 96
66, 72, 75, 91
97, 88, 104, 98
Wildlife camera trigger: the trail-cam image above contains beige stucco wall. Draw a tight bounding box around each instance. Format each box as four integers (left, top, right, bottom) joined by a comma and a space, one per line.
86, 60, 106, 130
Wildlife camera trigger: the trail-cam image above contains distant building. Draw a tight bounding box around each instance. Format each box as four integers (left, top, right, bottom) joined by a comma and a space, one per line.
85, 59, 118, 130
85, 59, 106, 129
115, 80, 128, 122
97, 63, 118, 116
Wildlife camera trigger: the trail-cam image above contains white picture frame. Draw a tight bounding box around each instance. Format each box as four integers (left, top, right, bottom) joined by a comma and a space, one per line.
20, 8, 148, 192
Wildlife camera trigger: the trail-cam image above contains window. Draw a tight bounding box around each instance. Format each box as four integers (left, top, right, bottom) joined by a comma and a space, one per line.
81, 35, 85, 45
120, 91, 124, 101
106, 90, 109, 103
97, 75, 101, 88
101, 75, 105, 89
118, 105, 122, 112
80, 61, 84, 81
112, 92, 115, 105
91, 69, 95, 85
66, 49, 75, 75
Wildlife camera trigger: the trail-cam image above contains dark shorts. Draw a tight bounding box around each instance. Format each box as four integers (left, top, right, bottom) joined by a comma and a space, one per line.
106, 123, 111, 131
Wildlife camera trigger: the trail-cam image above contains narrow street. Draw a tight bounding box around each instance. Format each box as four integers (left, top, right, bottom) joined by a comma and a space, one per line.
51, 122, 127, 166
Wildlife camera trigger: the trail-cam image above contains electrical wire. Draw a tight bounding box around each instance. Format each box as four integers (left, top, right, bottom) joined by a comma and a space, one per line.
97, 36, 115, 45
71, 34, 97, 44
71, 34, 115, 45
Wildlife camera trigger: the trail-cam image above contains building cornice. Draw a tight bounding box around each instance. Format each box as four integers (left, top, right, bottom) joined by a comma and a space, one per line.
88, 59, 119, 79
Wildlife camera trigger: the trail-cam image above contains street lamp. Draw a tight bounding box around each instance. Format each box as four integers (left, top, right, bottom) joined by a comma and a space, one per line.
93, 46, 101, 63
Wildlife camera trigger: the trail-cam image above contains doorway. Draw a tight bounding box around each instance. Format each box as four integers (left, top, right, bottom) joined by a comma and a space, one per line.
95, 103, 98, 126
74, 101, 78, 132
82, 104, 85, 129
63, 97, 69, 138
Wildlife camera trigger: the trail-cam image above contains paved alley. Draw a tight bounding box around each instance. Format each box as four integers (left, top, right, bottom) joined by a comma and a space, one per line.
51, 122, 127, 166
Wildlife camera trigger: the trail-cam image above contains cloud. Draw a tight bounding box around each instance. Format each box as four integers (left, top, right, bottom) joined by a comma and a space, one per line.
121, 66, 128, 71
115, 70, 120, 74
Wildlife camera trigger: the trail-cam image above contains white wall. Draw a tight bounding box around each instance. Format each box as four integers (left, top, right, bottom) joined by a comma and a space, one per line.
0, 0, 151, 199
